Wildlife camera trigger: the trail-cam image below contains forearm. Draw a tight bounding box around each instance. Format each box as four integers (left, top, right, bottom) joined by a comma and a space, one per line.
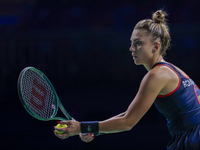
106, 111, 126, 121
99, 115, 135, 134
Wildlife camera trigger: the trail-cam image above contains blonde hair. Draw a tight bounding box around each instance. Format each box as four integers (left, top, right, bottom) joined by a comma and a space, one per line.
134, 10, 171, 56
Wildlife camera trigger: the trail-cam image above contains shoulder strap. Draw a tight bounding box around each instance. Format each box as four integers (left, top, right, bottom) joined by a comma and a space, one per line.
152, 62, 189, 79
152, 62, 170, 69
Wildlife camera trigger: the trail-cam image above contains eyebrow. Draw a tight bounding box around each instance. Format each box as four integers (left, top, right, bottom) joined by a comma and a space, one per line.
130, 38, 141, 42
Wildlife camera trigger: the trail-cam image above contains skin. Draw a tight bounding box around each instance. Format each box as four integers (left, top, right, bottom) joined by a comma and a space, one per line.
54, 28, 185, 141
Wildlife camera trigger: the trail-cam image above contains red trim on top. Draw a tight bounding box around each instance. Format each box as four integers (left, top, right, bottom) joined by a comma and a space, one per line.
185, 75, 190, 79
155, 64, 181, 98
193, 85, 200, 104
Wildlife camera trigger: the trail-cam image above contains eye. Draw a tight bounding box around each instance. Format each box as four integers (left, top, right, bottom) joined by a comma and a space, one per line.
136, 41, 142, 46
133, 41, 142, 47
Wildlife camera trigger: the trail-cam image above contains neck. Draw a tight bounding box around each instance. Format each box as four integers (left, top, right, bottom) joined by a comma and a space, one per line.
144, 56, 165, 71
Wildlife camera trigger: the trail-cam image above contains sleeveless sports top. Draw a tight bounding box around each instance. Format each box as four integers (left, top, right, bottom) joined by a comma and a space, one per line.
153, 62, 200, 136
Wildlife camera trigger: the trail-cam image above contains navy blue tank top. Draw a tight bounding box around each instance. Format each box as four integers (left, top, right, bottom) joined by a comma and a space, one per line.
153, 62, 200, 136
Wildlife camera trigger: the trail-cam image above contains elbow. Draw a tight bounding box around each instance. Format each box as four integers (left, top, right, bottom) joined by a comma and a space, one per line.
122, 119, 136, 131
124, 124, 134, 131
122, 116, 138, 131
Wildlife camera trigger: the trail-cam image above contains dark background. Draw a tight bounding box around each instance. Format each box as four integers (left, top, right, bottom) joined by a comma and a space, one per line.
0, 0, 200, 149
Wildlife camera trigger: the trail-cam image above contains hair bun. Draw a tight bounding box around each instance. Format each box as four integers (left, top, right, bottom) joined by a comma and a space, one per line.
152, 10, 166, 23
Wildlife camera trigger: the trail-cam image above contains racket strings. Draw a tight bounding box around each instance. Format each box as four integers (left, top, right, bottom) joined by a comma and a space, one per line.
21, 70, 56, 119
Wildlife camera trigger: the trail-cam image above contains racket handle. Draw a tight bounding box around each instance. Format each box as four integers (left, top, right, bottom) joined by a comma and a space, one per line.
72, 118, 76, 121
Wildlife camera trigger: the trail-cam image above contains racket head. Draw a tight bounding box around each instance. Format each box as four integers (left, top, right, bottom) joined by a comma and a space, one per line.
17, 67, 71, 121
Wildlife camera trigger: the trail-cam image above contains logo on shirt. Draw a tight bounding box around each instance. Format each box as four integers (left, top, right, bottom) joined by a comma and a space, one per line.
182, 79, 195, 88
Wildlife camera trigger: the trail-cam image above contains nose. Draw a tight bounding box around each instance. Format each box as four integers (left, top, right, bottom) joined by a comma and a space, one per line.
129, 44, 135, 52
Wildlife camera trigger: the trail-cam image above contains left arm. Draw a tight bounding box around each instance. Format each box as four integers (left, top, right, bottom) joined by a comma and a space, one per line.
54, 70, 168, 138
98, 71, 167, 133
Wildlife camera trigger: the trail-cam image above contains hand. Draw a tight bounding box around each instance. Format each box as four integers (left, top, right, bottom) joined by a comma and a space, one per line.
54, 120, 81, 140
79, 133, 94, 142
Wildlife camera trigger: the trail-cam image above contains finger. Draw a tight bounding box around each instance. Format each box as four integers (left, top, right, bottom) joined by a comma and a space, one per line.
87, 134, 94, 140
59, 120, 72, 125
54, 131, 63, 139
87, 134, 94, 141
79, 133, 89, 138
85, 137, 93, 142
87, 137, 94, 142
80, 133, 94, 138
81, 136, 94, 142
80, 133, 94, 142
82, 136, 91, 141
54, 126, 66, 133
54, 131, 69, 140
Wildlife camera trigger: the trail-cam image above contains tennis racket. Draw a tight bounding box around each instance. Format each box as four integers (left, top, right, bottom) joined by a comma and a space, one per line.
17, 66, 74, 121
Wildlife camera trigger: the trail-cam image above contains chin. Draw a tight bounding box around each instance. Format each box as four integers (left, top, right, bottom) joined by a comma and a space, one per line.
134, 60, 143, 65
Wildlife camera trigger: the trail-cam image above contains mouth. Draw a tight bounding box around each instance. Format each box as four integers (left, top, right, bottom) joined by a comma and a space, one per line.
132, 54, 137, 59
133, 56, 137, 59
131, 53, 137, 59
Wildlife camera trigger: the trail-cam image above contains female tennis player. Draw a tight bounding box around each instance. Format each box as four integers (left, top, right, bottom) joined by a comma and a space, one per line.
54, 10, 200, 149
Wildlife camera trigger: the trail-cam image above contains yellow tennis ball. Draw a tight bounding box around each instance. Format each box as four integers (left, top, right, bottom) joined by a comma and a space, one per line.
55, 124, 68, 134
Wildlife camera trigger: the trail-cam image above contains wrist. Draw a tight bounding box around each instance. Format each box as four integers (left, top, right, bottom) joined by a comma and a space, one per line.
81, 121, 99, 134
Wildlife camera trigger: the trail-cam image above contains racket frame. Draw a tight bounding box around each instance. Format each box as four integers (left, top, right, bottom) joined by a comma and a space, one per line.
17, 67, 73, 121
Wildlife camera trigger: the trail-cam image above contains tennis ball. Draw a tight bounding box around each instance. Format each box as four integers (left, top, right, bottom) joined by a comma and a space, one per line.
55, 124, 68, 134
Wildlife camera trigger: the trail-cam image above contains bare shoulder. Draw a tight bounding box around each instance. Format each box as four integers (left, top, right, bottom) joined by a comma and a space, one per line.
144, 64, 180, 95
140, 65, 176, 94
138, 66, 170, 95
144, 65, 172, 83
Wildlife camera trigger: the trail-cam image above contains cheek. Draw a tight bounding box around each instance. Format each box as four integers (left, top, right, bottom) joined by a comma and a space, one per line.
143, 45, 153, 55
137, 48, 152, 63
139, 46, 151, 57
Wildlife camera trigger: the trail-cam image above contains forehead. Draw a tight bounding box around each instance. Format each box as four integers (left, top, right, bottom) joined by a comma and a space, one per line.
130, 29, 150, 41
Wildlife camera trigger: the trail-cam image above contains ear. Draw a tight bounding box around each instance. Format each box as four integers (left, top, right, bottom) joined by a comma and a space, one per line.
153, 41, 161, 53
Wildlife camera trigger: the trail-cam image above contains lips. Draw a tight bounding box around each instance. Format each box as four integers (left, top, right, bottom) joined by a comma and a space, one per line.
132, 54, 137, 59
131, 53, 137, 59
